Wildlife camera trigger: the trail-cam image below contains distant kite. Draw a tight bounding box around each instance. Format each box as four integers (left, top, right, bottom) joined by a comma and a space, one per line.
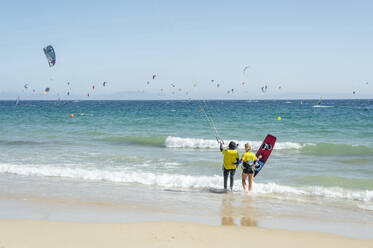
44, 87, 50, 94
243, 65, 250, 75
152, 75, 157, 80
43, 45, 56, 67
261, 85, 268, 93
103, 82, 108, 87
24, 84, 28, 89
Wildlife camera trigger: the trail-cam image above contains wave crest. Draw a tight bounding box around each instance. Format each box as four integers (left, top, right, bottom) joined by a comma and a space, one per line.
165, 136, 302, 150
1, 163, 371, 208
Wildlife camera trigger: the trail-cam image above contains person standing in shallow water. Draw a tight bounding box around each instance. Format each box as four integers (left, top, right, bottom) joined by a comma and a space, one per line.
241, 143, 260, 191
220, 141, 240, 191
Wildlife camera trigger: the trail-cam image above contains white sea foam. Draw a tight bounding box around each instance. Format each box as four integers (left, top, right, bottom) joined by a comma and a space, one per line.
312, 105, 334, 108
165, 136, 304, 150
0, 163, 372, 207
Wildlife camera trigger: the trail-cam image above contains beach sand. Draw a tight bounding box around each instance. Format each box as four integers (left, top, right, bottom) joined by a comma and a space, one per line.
0, 220, 372, 248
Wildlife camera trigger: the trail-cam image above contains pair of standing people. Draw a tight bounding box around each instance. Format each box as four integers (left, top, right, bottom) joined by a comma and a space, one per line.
219, 141, 259, 191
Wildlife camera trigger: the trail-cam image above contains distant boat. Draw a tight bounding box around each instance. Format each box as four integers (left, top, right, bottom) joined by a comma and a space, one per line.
15, 96, 20, 106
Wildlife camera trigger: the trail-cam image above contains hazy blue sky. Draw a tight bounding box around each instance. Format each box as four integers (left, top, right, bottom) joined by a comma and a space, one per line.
1, 0, 372, 99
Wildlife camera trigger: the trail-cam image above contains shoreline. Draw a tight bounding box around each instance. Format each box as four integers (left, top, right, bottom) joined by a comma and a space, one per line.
0, 192, 372, 240
1, 219, 372, 248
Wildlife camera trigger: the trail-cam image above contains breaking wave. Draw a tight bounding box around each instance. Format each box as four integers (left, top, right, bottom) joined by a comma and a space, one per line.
0, 163, 371, 209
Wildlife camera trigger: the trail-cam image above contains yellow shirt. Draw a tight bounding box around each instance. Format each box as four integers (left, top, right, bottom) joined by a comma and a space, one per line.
241, 152, 257, 164
222, 149, 239, 169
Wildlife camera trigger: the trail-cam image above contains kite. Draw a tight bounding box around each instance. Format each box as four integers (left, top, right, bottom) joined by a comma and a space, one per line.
152, 75, 157, 80
43, 45, 56, 67
261, 85, 268, 93
24, 84, 28, 89
243, 65, 250, 74
44, 87, 50, 94
103, 82, 108, 87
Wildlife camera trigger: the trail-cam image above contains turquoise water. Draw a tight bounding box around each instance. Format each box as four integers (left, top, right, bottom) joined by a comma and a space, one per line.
0, 99, 373, 212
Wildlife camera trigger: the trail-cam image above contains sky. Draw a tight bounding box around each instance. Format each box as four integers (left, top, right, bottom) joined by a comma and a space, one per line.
0, 0, 372, 100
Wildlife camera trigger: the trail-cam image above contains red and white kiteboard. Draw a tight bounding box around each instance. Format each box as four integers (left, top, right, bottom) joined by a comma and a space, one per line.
254, 134, 276, 177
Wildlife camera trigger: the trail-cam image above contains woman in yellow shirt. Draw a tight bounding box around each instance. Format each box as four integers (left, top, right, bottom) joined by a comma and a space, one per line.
241, 144, 260, 191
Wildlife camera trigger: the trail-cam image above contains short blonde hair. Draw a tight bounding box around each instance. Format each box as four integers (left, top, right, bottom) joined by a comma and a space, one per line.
245, 143, 251, 150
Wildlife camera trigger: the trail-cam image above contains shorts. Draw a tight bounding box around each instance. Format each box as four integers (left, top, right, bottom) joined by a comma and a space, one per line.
242, 166, 254, 174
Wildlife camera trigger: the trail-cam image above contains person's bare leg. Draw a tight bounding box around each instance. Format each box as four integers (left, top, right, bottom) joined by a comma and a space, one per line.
248, 173, 254, 191
242, 173, 248, 191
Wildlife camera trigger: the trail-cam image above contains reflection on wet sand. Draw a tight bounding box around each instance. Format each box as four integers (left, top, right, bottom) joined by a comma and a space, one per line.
221, 216, 235, 226
220, 193, 258, 227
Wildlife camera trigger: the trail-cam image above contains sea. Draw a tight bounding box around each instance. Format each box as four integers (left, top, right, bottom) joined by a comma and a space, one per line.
0, 99, 372, 238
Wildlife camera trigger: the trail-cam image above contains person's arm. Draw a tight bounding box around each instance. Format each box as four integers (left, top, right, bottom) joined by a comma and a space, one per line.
234, 158, 241, 166
219, 141, 223, 152
233, 152, 241, 166
254, 154, 263, 168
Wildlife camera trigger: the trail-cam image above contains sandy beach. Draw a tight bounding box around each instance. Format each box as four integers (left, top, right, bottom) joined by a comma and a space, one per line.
1, 219, 372, 248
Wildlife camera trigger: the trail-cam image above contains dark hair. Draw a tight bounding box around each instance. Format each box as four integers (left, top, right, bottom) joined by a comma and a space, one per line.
228, 141, 237, 149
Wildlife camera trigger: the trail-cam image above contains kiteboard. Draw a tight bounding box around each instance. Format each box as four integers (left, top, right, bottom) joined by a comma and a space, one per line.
254, 134, 276, 177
